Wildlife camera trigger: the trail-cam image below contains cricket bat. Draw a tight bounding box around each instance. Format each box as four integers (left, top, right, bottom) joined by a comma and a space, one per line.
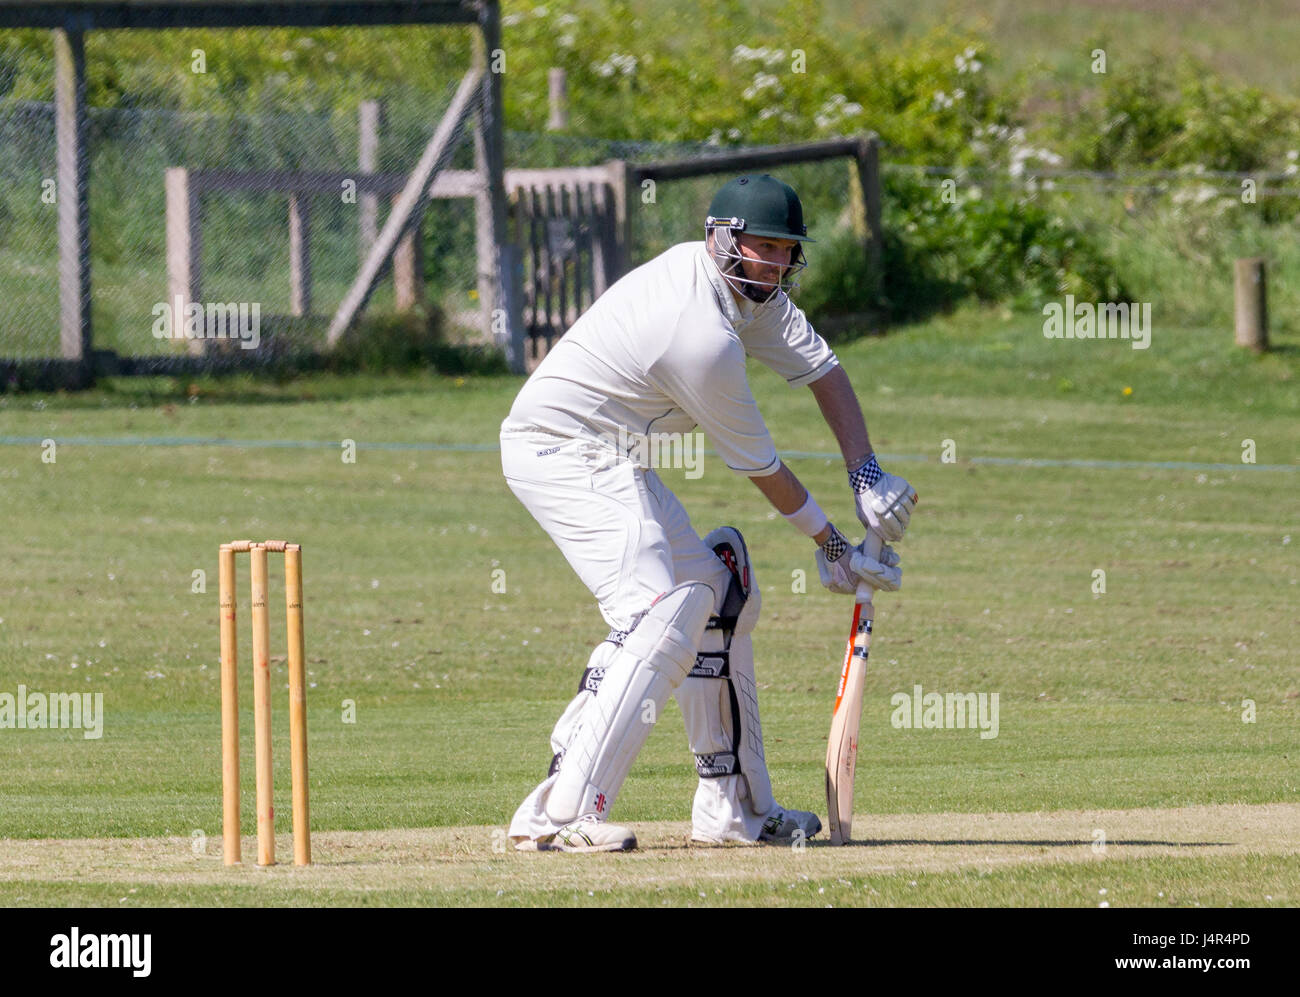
824, 534, 882, 846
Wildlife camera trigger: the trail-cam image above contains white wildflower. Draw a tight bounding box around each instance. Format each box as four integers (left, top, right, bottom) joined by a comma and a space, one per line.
742, 72, 783, 100
592, 53, 638, 78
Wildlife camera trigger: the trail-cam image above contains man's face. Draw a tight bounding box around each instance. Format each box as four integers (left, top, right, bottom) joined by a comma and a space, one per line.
735, 232, 798, 290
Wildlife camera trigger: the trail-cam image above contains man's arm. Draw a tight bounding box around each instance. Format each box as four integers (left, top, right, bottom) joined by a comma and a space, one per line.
749, 462, 832, 545
808, 364, 872, 469
808, 364, 918, 542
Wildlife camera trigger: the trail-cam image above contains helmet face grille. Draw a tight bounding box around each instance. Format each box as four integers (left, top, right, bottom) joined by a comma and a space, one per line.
705, 221, 807, 303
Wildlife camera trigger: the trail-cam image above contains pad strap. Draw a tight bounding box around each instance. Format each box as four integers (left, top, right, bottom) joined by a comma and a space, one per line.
577, 666, 606, 695
693, 675, 744, 778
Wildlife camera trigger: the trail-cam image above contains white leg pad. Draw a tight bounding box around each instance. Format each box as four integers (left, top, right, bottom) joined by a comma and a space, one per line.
677, 527, 780, 842
508, 642, 619, 844
547, 582, 714, 823
680, 632, 778, 841
548, 641, 619, 764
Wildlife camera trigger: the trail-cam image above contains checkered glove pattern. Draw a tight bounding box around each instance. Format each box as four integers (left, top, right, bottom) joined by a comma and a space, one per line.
850, 453, 917, 543
848, 454, 884, 494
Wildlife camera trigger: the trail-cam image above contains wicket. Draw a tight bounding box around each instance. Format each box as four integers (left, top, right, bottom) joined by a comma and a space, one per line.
219, 540, 310, 867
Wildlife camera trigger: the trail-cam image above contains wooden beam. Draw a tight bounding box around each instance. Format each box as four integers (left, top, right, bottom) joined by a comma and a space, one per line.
1, 2, 480, 31
180, 166, 615, 199
188, 169, 410, 196
471, 116, 497, 340
633, 137, 863, 183
54, 27, 91, 362
605, 159, 635, 280
326, 65, 483, 346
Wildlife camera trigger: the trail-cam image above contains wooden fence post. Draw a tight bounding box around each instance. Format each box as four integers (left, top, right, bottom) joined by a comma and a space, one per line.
606, 159, 635, 280
547, 68, 568, 132
472, 117, 497, 335
475, 13, 526, 373
289, 194, 312, 316
393, 197, 423, 312
1234, 258, 1268, 352
54, 27, 92, 362
358, 99, 382, 256
165, 167, 202, 354
851, 134, 882, 299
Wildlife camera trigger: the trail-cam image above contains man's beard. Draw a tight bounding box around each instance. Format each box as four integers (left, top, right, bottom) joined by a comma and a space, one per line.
733, 258, 778, 304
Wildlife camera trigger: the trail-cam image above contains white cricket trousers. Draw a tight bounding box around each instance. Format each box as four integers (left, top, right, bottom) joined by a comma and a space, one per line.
500, 430, 731, 631
500, 429, 742, 840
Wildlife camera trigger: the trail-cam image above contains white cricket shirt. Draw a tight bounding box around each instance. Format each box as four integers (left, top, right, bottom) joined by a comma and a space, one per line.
501, 242, 838, 476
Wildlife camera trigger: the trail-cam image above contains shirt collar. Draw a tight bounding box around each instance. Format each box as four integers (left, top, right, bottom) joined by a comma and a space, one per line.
698, 242, 744, 326
697, 242, 779, 327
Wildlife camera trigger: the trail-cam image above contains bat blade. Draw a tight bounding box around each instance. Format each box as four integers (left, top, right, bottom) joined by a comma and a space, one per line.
825, 598, 874, 845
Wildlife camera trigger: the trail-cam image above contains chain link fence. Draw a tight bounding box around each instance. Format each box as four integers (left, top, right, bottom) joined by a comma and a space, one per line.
0, 87, 464, 366
3, 20, 1295, 383
0, 68, 859, 377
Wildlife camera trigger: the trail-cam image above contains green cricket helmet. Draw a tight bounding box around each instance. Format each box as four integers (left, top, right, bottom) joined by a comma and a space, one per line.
705, 174, 812, 303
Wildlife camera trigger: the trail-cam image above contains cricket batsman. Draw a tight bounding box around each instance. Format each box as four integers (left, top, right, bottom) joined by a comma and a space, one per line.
500, 174, 917, 852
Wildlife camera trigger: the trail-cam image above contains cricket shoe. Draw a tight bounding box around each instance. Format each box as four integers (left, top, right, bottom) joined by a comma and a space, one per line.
758, 806, 822, 843
549, 814, 637, 853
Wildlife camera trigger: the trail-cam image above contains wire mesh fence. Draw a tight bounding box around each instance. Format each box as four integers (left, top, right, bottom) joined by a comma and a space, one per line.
2, 18, 1297, 382
0, 88, 466, 365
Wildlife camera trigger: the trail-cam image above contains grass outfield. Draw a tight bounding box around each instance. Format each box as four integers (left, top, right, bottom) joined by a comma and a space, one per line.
0, 304, 1296, 906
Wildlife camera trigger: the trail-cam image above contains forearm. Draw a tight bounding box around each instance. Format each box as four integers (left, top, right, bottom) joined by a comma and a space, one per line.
809, 365, 873, 467
750, 462, 833, 544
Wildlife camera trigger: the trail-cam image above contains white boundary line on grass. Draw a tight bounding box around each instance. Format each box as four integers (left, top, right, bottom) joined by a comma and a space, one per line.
0, 435, 1294, 472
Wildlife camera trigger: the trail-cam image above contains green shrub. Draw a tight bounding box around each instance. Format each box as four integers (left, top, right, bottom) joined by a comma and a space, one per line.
879, 169, 1124, 320
794, 227, 880, 325
1056, 55, 1300, 175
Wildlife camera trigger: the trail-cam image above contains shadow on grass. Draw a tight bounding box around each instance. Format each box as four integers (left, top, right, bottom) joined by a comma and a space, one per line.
4, 311, 518, 407
824, 838, 1232, 848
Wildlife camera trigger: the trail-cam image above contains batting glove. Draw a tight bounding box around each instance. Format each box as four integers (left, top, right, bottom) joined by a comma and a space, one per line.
850, 454, 917, 543
816, 525, 902, 595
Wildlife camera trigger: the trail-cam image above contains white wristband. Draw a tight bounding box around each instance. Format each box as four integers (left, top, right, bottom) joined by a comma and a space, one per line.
781, 493, 830, 538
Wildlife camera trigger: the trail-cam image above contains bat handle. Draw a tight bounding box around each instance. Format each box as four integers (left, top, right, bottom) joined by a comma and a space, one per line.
860, 529, 884, 560
855, 530, 884, 606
